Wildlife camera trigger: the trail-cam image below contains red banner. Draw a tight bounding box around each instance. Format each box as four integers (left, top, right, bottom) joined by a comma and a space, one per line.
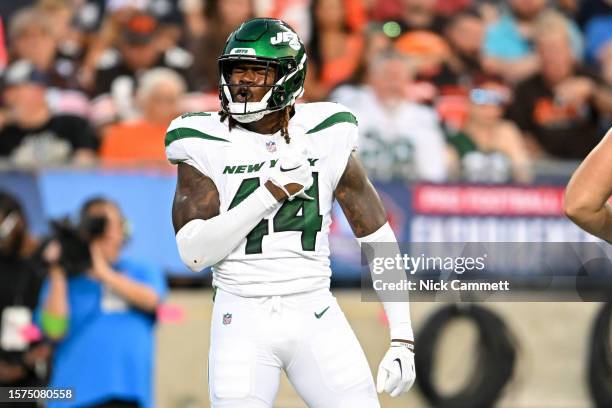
413, 185, 566, 216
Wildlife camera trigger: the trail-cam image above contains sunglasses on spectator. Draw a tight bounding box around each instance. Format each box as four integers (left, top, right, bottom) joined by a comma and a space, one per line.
469, 89, 507, 106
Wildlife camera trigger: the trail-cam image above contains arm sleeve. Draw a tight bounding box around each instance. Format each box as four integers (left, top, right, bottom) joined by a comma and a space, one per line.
356, 222, 414, 341
176, 186, 281, 272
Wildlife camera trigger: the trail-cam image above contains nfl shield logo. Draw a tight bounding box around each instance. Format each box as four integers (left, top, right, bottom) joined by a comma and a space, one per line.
222, 313, 232, 325
266, 140, 276, 152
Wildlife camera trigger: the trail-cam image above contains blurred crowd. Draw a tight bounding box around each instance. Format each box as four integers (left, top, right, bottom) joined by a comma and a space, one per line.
0, 0, 611, 183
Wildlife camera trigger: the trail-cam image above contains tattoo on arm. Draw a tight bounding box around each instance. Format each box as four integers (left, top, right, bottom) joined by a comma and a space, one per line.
172, 162, 220, 232
335, 153, 387, 237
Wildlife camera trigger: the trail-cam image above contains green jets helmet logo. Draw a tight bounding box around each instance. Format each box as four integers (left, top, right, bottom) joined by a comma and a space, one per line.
270, 32, 300, 51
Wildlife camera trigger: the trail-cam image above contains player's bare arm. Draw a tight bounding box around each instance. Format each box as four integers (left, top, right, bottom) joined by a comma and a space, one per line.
335, 153, 387, 238
335, 152, 416, 397
172, 162, 221, 232
564, 128, 612, 242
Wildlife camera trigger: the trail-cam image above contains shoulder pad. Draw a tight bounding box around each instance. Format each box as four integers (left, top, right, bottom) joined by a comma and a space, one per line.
97, 48, 121, 70
165, 112, 229, 148
294, 102, 358, 135
164, 47, 194, 69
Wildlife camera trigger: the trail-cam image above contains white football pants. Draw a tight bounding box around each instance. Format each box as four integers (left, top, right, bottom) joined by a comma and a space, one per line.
208, 288, 380, 408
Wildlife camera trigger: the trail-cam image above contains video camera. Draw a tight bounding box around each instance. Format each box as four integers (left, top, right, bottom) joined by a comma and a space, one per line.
40, 214, 108, 276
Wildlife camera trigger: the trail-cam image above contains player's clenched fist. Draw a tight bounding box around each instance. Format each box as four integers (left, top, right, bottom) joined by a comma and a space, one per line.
267, 145, 313, 201
376, 340, 416, 397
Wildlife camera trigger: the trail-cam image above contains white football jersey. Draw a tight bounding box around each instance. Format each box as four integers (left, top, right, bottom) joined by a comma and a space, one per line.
166, 102, 358, 296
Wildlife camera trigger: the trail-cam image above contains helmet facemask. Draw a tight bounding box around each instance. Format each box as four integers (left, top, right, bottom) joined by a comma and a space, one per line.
219, 54, 306, 123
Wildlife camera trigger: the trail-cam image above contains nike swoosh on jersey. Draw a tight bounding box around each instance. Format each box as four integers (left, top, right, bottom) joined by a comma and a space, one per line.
280, 165, 301, 172
314, 306, 330, 319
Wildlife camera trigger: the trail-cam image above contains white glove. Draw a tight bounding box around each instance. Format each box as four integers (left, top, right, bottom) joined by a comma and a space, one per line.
376, 340, 416, 397
268, 145, 313, 201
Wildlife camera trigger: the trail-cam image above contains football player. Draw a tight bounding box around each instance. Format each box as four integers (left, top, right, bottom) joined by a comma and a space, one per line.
167, 18, 415, 407
565, 127, 612, 243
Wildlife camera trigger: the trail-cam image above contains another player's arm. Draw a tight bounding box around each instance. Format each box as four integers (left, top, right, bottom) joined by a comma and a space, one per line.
564, 128, 612, 242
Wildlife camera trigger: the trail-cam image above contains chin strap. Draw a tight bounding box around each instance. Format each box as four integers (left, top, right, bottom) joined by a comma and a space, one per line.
229, 108, 267, 123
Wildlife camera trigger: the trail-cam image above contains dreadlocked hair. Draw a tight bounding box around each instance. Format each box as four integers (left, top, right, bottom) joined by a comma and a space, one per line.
219, 106, 294, 144
280, 106, 291, 144
218, 110, 237, 131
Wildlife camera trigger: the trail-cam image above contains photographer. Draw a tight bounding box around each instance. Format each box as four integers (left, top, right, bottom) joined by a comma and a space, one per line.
0, 191, 49, 408
39, 197, 167, 408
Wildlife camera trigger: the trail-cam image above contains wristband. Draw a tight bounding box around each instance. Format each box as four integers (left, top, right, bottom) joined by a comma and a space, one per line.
391, 339, 415, 352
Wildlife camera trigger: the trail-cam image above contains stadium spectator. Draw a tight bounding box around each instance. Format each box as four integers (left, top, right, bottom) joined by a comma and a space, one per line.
0, 60, 97, 168
100, 67, 186, 163
304, 0, 366, 101
35, 0, 75, 45
347, 22, 394, 85
181, 0, 207, 40
68, 0, 184, 36
435, 0, 474, 17
0, 18, 6, 70
585, 18, 612, 65
421, 10, 487, 130
394, 0, 448, 34
508, 12, 612, 159
394, 30, 454, 103
597, 41, 612, 132
266, 0, 312, 43
0, 192, 49, 408
36, 0, 95, 82
8, 6, 81, 91
8, 4, 91, 116
363, 22, 394, 60
444, 10, 487, 87
188, 0, 255, 92
482, 0, 583, 83
0, 2, 36, 34
39, 197, 167, 408
330, 50, 448, 181
575, 0, 612, 31
578, 0, 612, 63
447, 81, 532, 183
600, 41, 612, 86
90, 10, 192, 123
